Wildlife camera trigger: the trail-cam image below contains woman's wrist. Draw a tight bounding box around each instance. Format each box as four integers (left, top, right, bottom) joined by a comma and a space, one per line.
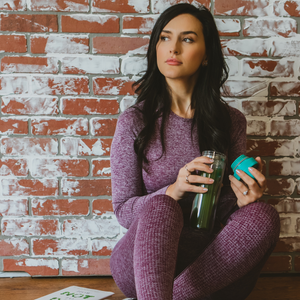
166, 184, 179, 201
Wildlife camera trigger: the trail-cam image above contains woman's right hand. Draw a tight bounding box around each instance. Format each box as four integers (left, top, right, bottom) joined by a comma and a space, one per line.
166, 156, 215, 201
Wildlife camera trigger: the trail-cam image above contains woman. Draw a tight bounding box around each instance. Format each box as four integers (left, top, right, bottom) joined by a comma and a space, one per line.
110, 3, 280, 300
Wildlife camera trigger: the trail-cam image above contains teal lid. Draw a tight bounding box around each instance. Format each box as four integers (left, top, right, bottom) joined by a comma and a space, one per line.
231, 155, 259, 180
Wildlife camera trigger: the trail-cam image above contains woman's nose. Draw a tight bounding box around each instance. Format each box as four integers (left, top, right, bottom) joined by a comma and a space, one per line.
169, 41, 180, 54
170, 48, 178, 54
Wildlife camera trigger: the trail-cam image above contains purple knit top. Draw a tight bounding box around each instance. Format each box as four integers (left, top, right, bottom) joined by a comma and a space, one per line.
111, 104, 247, 229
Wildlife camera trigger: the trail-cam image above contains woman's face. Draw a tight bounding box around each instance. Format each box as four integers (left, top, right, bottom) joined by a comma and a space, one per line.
156, 13, 207, 82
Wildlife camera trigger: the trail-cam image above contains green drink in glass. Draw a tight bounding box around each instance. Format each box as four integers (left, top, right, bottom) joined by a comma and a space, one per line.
190, 151, 226, 233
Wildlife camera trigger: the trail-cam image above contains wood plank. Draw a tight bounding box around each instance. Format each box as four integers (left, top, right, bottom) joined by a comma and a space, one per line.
0, 277, 126, 300
1, 275, 300, 300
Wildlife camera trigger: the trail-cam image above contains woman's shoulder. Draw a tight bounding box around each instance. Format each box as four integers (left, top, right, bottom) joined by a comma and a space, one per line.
117, 101, 144, 132
227, 105, 246, 127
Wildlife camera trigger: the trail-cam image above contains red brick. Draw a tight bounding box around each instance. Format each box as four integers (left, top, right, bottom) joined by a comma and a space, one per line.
1, 96, 58, 115
242, 59, 294, 77
0, 34, 27, 52
247, 119, 266, 136
1, 56, 58, 73
61, 56, 119, 74
62, 15, 119, 33
32, 199, 89, 216
91, 239, 117, 256
62, 258, 111, 276
265, 178, 295, 196
0, 239, 29, 256
121, 56, 147, 75
270, 119, 300, 136
274, 237, 300, 252
62, 98, 119, 115
31, 118, 89, 136
93, 77, 135, 95
123, 15, 158, 34
61, 179, 111, 196
270, 82, 300, 96
31, 35, 89, 54
224, 80, 268, 97
92, 0, 149, 13
0, 199, 28, 216
274, 1, 300, 17
0, 0, 26, 10
61, 138, 112, 156
92, 159, 111, 177
0, 76, 28, 94
221, 38, 269, 57
271, 38, 300, 57
152, 0, 210, 14
0, 118, 28, 134
243, 18, 297, 37
296, 178, 300, 194
62, 219, 119, 237
4, 259, 59, 276
1, 137, 58, 156
92, 199, 113, 215
0, 158, 28, 176
215, 19, 240, 36
1, 179, 58, 197
2, 218, 59, 235
31, 0, 89, 11
91, 118, 117, 136
30, 159, 89, 177
31, 76, 89, 95
261, 256, 292, 273
295, 256, 300, 271
242, 100, 296, 116
269, 159, 300, 176
280, 215, 296, 235
0, 14, 58, 32
93, 36, 149, 54
32, 238, 89, 256
214, 0, 269, 16
247, 139, 294, 157
269, 198, 300, 214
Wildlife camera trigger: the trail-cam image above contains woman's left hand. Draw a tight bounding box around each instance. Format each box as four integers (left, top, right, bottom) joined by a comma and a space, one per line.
229, 157, 266, 208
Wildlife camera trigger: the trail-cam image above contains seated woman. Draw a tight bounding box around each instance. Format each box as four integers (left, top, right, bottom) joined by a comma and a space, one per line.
110, 3, 280, 300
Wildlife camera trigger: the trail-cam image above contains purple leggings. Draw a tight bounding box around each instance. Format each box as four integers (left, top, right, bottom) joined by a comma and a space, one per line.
110, 195, 280, 300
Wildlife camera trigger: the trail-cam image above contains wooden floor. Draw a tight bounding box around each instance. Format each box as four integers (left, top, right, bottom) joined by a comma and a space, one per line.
1, 275, 300, 300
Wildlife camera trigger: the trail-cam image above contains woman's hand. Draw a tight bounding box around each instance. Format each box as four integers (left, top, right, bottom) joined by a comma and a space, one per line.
229, 157, 266, 208
166, 156, 215, 201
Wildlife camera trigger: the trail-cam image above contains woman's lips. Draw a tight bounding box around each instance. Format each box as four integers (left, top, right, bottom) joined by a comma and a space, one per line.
166, 59, 182, 65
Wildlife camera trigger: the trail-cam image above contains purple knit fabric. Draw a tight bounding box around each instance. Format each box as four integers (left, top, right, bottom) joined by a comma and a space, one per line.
110, 105, 280, 299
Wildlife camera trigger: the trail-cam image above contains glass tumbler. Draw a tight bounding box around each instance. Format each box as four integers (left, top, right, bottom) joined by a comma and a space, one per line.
190, 150, 226, 233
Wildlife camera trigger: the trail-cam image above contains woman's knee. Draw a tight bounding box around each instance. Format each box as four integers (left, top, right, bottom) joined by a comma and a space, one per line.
229, 202, 280, 243
140, 194, 184, 226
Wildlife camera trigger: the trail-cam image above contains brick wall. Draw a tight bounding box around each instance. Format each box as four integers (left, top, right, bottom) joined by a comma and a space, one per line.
0, 0, 299, 276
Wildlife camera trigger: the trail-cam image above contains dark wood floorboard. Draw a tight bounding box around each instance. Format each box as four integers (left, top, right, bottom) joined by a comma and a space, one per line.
1, 276, 300, 300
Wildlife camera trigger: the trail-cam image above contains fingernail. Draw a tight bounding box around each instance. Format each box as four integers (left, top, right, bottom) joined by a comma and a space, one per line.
236, 169, 241, 174
209, 159, 214, 162
209, 168, 213, 172
248, 167, 253, 172
208, 178, 214, 183
229, 175, 233, 179
203, 188, 208, 192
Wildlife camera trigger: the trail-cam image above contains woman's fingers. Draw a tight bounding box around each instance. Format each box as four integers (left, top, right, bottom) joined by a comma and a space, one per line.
255, 156, 263, 172
186, 174, 214, 185
185, 156, 214, 173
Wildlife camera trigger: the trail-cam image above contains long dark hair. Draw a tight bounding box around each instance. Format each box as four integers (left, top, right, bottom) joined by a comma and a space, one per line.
133, 3, 231, 167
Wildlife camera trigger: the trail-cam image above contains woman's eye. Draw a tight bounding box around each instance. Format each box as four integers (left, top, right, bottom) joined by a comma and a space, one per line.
183, 38, 194, 43
160, 36, 169, 41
